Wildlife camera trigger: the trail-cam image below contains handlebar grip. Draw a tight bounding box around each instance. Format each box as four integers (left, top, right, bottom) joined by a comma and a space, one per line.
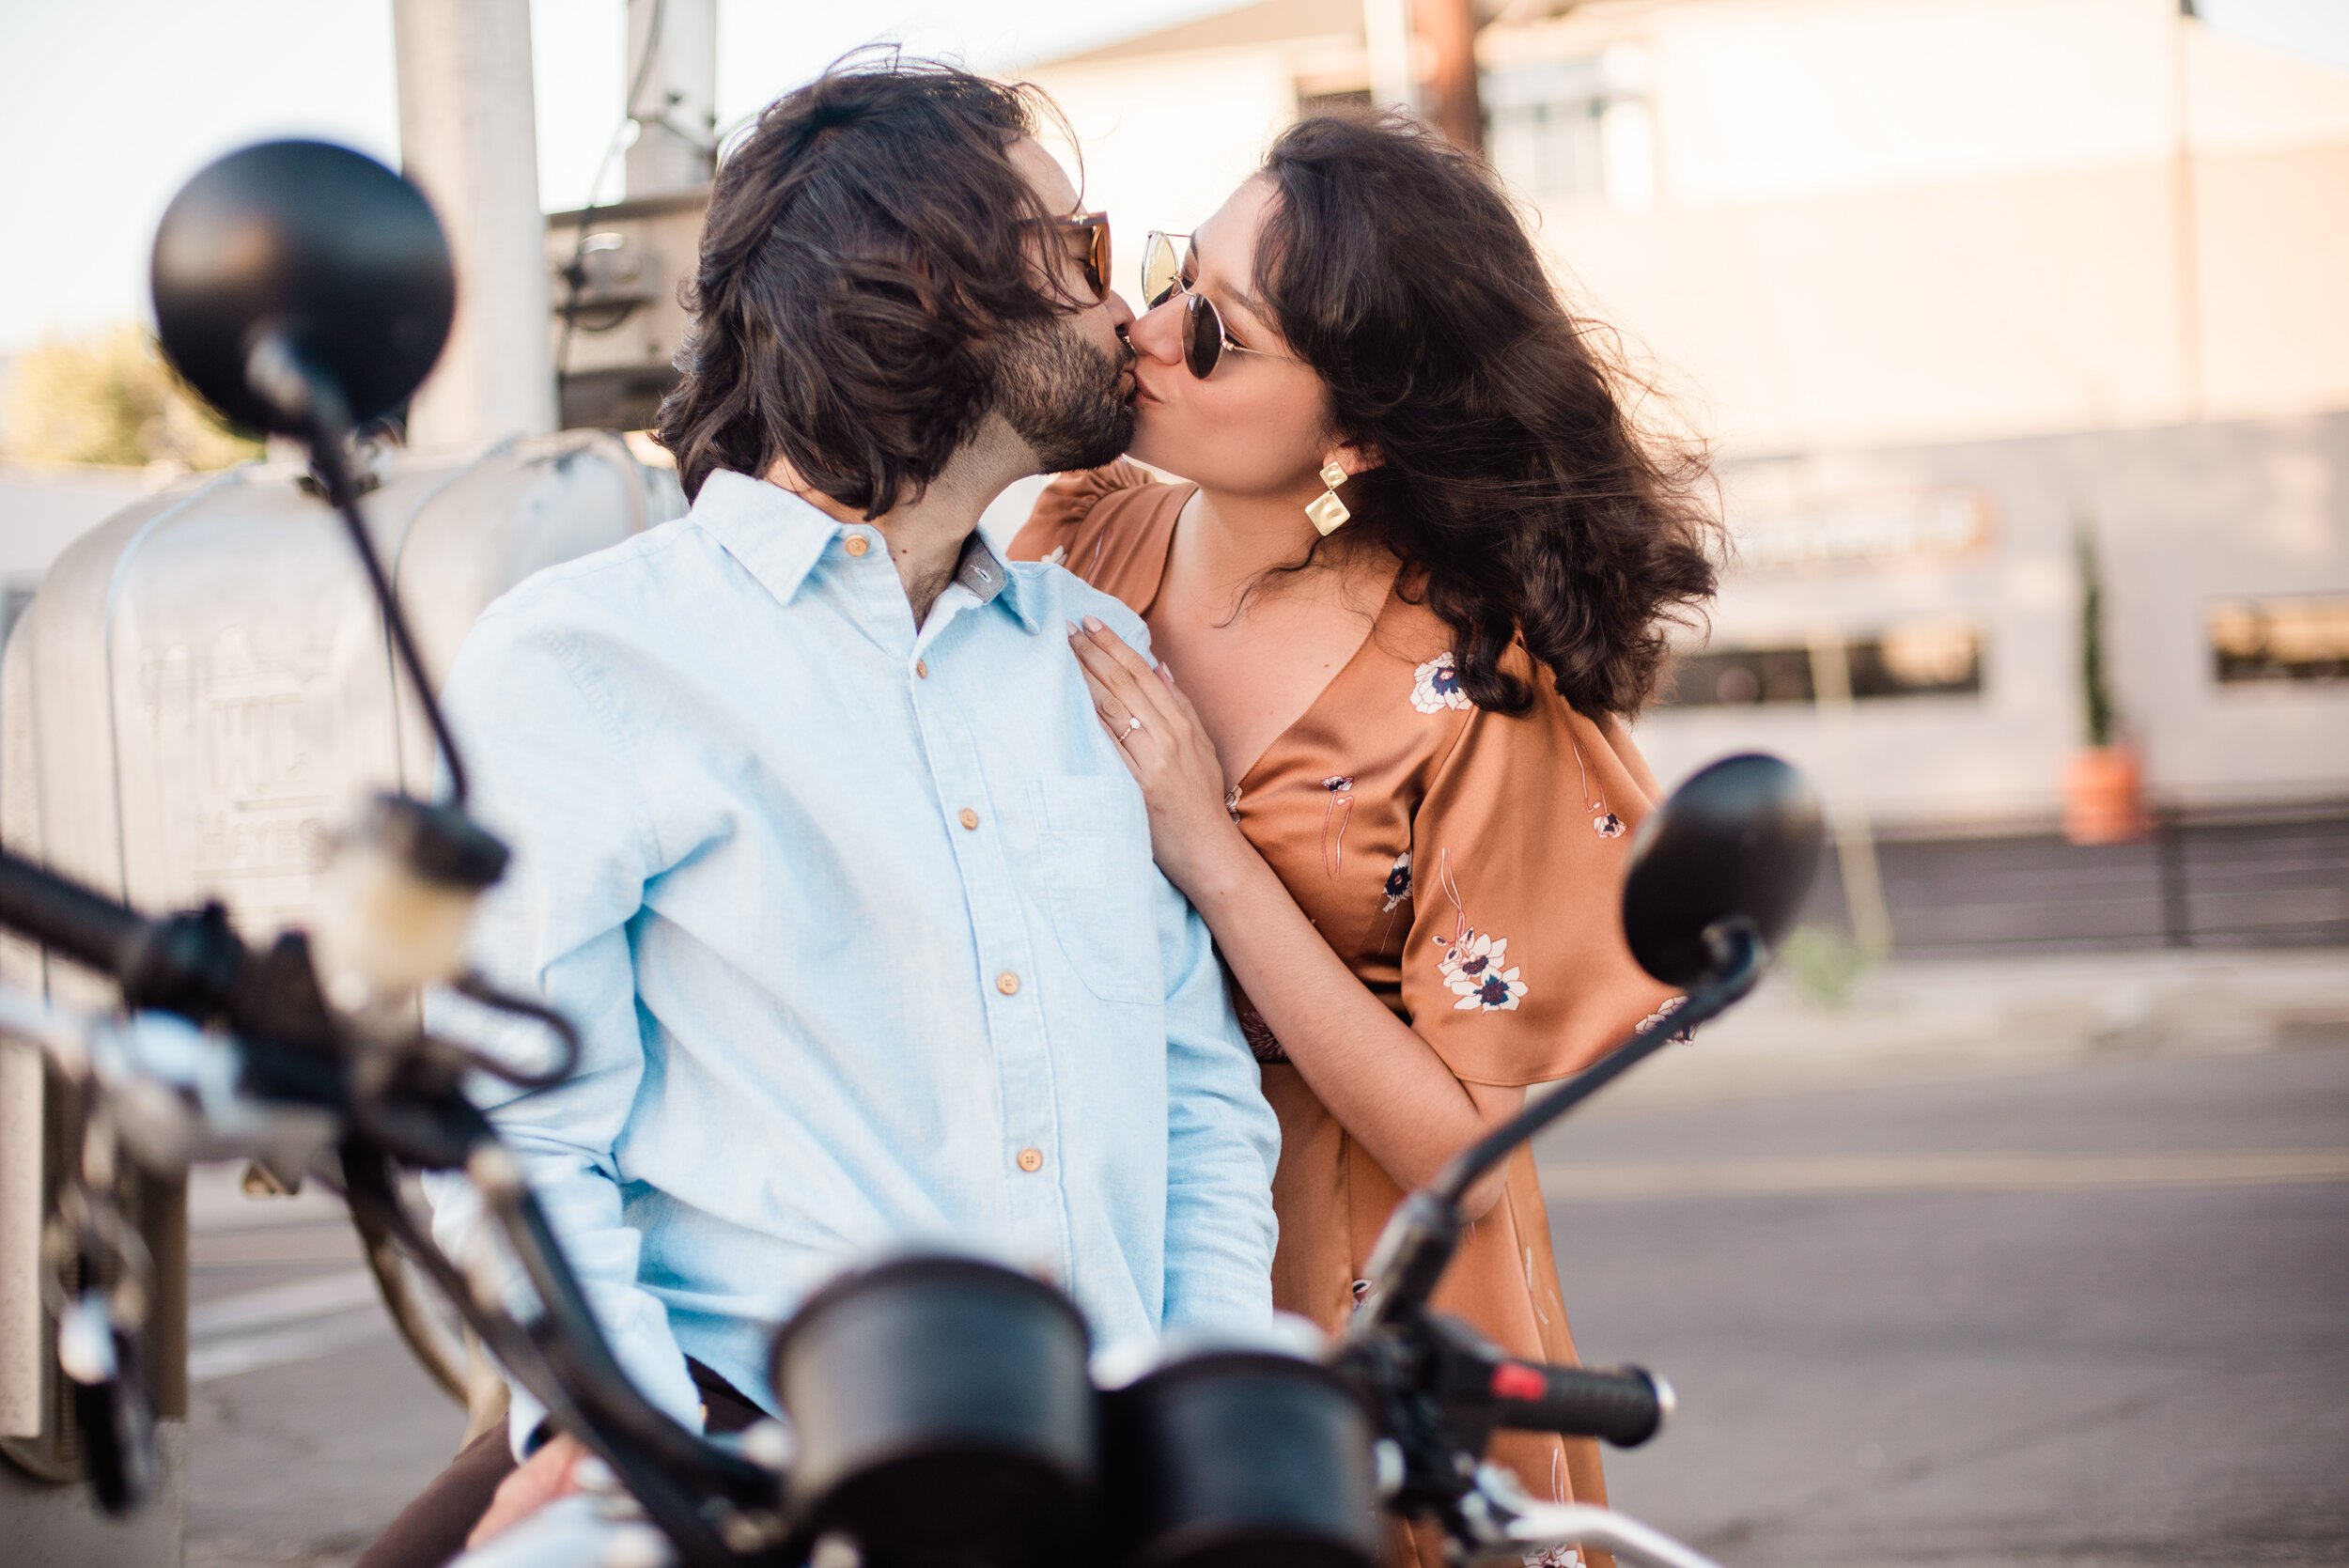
0, 847, 149, 977
1488, 1360, 1672, 1448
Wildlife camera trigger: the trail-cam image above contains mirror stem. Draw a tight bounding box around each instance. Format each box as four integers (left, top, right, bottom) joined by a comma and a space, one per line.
1354, 919, 1766, 1332
245, 328, 474, 807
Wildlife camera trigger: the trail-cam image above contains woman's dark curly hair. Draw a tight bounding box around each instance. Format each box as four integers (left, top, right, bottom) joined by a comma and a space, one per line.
1254, 111, 1721, 718
657, 53, 1084, 510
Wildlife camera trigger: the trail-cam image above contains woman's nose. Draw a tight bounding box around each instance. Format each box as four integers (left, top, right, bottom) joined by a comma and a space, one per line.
1128, 295, 1184, 364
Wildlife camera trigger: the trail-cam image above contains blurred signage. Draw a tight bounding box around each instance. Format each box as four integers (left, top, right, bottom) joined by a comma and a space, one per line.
1731, 489, 1990, 571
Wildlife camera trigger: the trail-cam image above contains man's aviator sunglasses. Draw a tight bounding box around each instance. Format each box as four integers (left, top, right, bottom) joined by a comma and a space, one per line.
1035, 210, 1112, 303
1142, 231, 1292, 380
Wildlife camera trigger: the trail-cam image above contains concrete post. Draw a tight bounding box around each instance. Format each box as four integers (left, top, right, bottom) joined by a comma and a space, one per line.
624, 0, 718, 198
393, 0, 556, 449
1364, 0, 1418, 114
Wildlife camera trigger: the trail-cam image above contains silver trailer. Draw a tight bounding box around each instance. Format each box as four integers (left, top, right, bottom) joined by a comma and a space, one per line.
0, 430, 677, 1564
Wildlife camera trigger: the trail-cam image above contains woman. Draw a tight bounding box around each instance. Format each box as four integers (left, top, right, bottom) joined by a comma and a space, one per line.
1010, 112, 1719, 1568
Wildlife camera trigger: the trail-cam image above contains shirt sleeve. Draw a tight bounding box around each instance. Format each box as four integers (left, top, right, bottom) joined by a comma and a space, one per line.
419, 602, 705, 1458
1005, 462, 1159, 573
1401, 688, 1682, 1088
1156, 869, 1282, 1334
1070, 598, 1280, 1333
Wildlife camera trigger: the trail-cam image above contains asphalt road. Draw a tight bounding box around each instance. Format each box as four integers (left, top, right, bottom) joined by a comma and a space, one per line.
1536, 1042, 2349, 1568
180, 1041, 2349, 1568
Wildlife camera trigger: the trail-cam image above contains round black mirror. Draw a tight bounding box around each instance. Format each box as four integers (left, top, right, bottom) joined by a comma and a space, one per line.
151, 139, 454, 435
770, 1255, 1097, 1568
1100, 1346, 1379, 1568
1621, 753, 1824, 987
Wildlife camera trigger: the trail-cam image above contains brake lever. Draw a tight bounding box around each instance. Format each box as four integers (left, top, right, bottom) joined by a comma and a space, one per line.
433, 971, 583, 1090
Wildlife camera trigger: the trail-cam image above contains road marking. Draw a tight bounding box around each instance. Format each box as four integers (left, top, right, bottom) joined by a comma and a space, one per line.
193, 1230, 365, 1267
1544, 1148, 2349, 1202
186, 1268, 393, 1383
191, 1311, 391, 1385
189, 1268, 381, 1338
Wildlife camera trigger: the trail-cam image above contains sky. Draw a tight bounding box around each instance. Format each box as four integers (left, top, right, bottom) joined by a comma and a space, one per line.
0, 0, 2344, 357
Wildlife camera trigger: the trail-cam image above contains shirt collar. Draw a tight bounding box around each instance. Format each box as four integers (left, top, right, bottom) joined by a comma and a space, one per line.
947, 531, 1047, 632
689, 470, 1045, 633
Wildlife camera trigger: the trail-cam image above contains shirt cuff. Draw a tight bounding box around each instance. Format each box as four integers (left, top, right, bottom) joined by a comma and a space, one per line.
503, 1311, 707, 1461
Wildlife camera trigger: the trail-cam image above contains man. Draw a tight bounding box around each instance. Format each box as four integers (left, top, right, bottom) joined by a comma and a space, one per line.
357, 56, 1278, 1566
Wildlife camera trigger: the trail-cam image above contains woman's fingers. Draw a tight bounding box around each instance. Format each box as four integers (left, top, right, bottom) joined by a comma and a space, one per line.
1081, 617, 1187, 728
1154, 658, 1208, 730
1075, 658, 1159, 762
1068, 620, 1174, 731
1081, 616, 1157, 681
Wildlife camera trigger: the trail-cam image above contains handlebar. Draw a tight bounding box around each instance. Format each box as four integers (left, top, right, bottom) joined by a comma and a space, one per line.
1485, 1360, 1672, 1449
0, 849, 152, 981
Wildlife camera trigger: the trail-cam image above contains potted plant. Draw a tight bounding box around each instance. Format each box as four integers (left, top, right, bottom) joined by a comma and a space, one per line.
2062, 514, 2147, 844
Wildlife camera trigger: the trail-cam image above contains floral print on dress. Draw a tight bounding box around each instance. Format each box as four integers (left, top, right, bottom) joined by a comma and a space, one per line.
1638, 992, 1694, 1043
1439, 930, 1530, 1013
1320, 775, 1356, 876
1379, 850, 1413, 912
1409, 652, 1471, 713
1039, 544, 1067, 567
1427, 848, 1532, 1014
1237, 1005, 1287, 1064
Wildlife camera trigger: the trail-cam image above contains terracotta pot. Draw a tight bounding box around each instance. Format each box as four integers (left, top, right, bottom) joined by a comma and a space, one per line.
2062, 745, 2147, 845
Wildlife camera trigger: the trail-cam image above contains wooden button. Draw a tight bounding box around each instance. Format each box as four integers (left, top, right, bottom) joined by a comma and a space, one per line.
843, 535, 869, 557
1017, 1147, 1044, 1173
915, 660, 929, 678
957, 808, 980, 831
995, 970, 1020, 996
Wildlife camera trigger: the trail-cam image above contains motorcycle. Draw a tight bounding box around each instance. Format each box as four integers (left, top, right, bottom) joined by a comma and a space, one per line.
0, 140, 1824, 1568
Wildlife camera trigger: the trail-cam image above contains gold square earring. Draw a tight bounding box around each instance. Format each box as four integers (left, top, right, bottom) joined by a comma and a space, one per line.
1305, 460, 1350, 536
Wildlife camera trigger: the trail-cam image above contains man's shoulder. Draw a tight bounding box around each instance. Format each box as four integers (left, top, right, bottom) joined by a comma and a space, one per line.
1007, 559, 1154, 657
449, 518, 720, 707
474, 516, 705, 631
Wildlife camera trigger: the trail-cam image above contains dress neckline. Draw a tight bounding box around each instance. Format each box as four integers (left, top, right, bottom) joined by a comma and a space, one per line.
1134, 484, 1409, 797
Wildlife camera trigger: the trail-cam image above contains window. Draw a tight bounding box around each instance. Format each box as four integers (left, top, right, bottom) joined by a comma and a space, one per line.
1483, 45, 1654, 210
2210, 596, 2349, 685
1659, 624, 1984, 707
1297, 86, 1373, 116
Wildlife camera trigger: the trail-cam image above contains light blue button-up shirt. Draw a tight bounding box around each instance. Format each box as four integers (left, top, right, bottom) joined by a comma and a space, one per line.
424, 470, 1279, 1452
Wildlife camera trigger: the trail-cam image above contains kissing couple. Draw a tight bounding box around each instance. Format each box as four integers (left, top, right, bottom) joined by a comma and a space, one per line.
360, 49, 1715, 1568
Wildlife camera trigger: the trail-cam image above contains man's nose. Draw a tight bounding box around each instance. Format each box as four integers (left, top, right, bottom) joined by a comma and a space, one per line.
1104, 288, 1136, 334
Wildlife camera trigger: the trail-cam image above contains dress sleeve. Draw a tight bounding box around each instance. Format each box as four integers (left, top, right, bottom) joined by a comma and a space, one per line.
1005, 461, 1159, 574
1400, 684, 1682, 1087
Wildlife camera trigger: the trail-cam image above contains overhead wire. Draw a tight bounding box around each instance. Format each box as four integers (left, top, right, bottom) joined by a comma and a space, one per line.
555, 0, 672, 391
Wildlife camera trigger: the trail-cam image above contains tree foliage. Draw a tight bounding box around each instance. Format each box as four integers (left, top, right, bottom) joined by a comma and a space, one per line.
1, 325, 261, 471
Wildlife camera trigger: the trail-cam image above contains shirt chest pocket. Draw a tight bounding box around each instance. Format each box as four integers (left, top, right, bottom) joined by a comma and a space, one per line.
1028, 775, 1163, 1007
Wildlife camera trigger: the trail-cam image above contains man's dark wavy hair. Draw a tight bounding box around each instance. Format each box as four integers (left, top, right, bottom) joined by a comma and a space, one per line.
1255, 111, 1723, 719
657, 53, 1083, 511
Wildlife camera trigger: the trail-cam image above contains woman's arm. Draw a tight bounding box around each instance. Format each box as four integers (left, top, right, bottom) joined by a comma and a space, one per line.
1067, 618, 1524, 1218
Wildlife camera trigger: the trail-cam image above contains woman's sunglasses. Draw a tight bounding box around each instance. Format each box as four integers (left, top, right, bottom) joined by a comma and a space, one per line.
1037, 210, 1112, 303
1141, 230, 1293, 380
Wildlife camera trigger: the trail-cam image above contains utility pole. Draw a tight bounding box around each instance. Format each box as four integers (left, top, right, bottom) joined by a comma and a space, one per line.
1418, 0, 1484, 152
392, 0, 556, 449
624, 0, 719, 197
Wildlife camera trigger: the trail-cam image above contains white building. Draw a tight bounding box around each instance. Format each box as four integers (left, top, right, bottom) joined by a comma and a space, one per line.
1020, 0, 2349, 831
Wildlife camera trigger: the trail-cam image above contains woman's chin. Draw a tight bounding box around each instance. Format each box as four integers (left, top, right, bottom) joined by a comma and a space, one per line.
1124, 411, 1192, 481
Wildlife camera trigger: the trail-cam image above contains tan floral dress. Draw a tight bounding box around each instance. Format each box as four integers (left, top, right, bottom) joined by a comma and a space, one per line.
1014, 466, 1681, 1568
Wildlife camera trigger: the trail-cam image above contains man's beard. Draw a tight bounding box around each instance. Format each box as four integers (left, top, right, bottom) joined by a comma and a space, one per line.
995, 316, 1136, 473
